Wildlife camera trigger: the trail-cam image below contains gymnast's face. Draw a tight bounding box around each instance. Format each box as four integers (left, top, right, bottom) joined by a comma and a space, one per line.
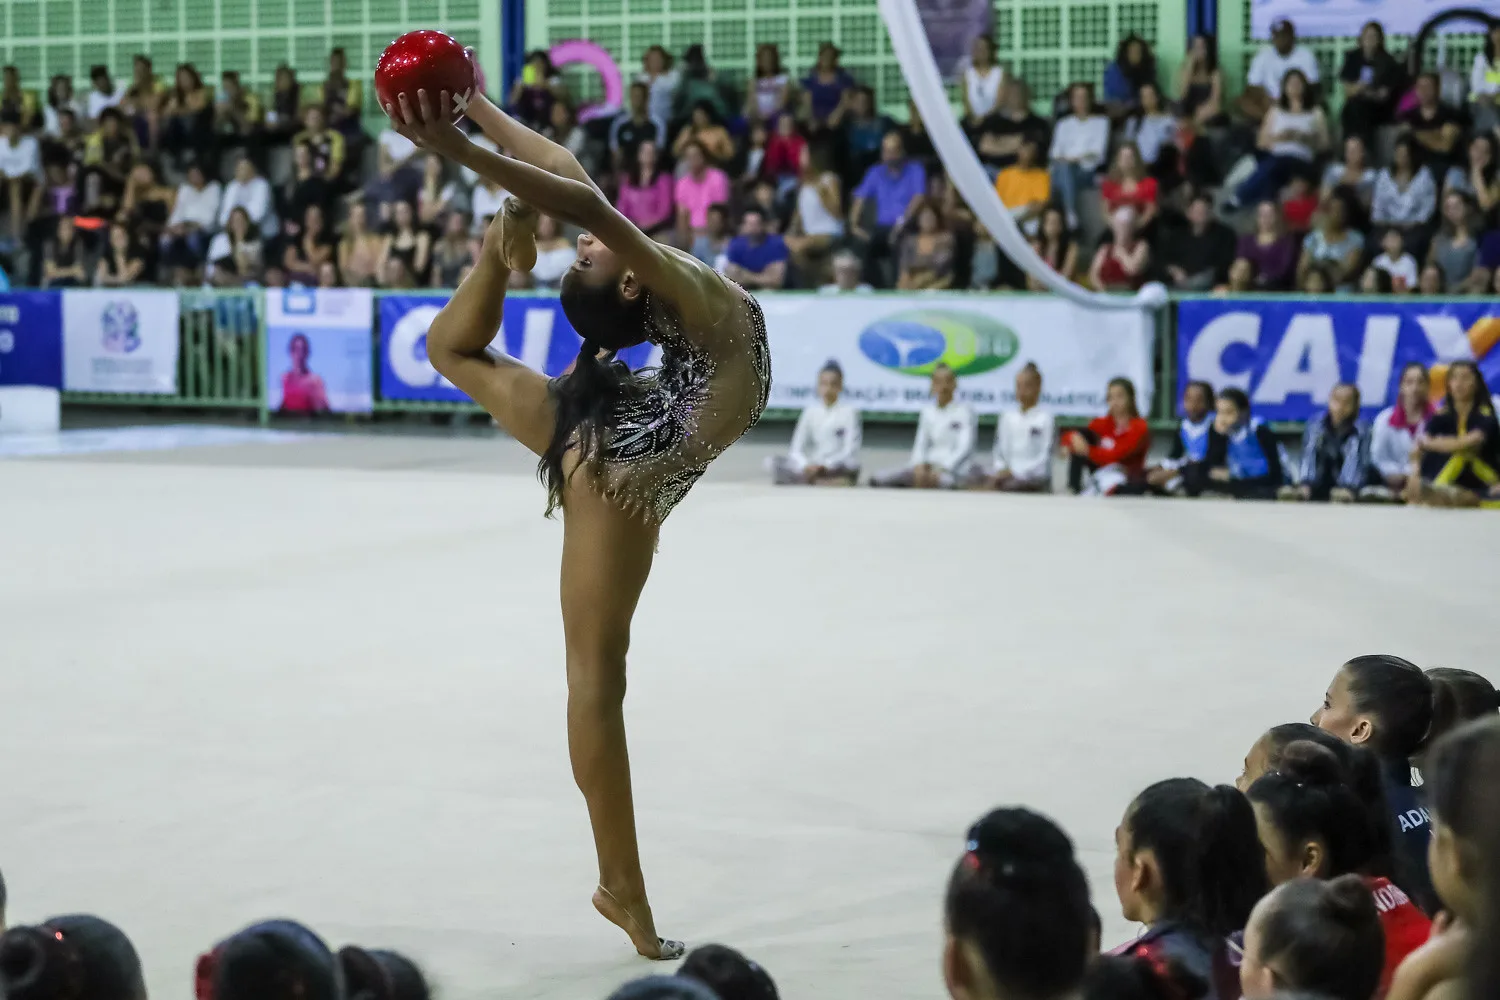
569, 232, 628, 288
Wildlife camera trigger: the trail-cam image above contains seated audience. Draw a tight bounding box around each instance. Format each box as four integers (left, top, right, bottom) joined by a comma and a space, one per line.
40, 214, 87, 288
1445, 135, 1499, 218
673, 44, 730, 124
763, 114, 807, 191
1322, 134, 1379, 209
1387, 717, 1500, 1000
1183, 387, 1284, 499
1029, 206, 1078, 288
1237, 201, 1298, 291
961, 34, 1006, 127
530, 214, 574, 290
819, 249, 871, 293
1048, 83, 1109, 230
470, 176, 508, 235
616, 141, 675, 239
675, 142, 731, 247
745, 43, 792, 127
1373, 137, 1438, 247
1298, 190, 1365, 289
871, 364, 975, 488
293, 105, 346, 184
801, 41, 855, 133
264, 65, 303, 144
1062, 377, 1149, 495
1411, 359, 1500, 506
1373, 228, 1420, 291
0, 914, 146, 1000
841, 86, 893, 184
672, 101, 735, 169
770, 362, 860, 485
416, 155, 465, 229
942, 808, 1092, 1000
1471, 23, 1500, 132
850, 131, 925, 285
218, 157, 274, 237
1146, 379, 1215, 493
206, 206, 264, 287
1162, 192, 1236, 291
1110, 777, 1269, 1000
896, 199, 955, 290
1103, 34, 1157, 118
315, 47, 362, 140
160, 63, 213, 168
1232, 68, 1327, 210
1090, 206, 1150, 292
162, 162, 222, 283
975, 79, 1049, 175
1100, 141, 1158, 231
1367, 362, 1433, 500
1311, 654, 1439, 913
1239, 876, 1386, 1000
214, 70, 263, 150
1124, 83, 1176, 173
723, 206, 788, 290
282, 142, 331, 239
0, 111, 38, 240
993, 137, 1049, 238
1283, 383, 1369, 502
691, 203, 731, 270
382, 199, 430, 286
1300, 264, 1334, 293
784, 148, 843, 286
982, 362, 1054, 491
609, 81, 667, 172
1339, 21, 1405, 145
1245, 741, 1431, 993
1241, 19, 1321, 124
677, 944, 778, 1000
284, 203, 333, 285
1429, 190, 1480, 290
96, 220, 147, 287
430, 211, 476, 288
1402, 72, 1466, 175
1177, 34, 1224, 127
1281, 176, 1319, 232
338, 201, 386, 287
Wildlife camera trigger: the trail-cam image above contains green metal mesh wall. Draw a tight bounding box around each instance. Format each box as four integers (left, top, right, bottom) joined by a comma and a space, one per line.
1218, 0, 1487, 102
529, 0, 1184, 112
0, 0, 487, 119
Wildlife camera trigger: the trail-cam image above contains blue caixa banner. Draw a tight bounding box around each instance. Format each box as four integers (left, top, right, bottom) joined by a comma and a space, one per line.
0, 292, 64, 389
379, 294, 657, 403
1177, 298, 1500, 422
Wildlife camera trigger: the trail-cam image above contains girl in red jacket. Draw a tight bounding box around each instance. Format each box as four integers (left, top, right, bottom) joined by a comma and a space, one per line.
1063, 377, 1150, 494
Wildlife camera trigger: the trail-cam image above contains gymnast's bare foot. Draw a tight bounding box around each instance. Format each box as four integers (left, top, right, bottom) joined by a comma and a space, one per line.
593, 885, 684, 960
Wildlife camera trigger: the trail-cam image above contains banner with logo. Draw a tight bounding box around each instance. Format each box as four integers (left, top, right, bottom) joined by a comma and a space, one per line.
1177, 297, 1500, 422
61, 289, 180, 394
378, 294, 657, 403
763, 295, 1154, 416
0, 292, 63, 389
266, 288, 374, 414
1250, 0, 1494, 39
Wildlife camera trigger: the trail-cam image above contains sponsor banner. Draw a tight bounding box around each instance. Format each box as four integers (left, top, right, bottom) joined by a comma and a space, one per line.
1250, 0, 1494, 38
267, 288, 375, 414
1177, 297, 1500, 422
762, 294, 1154, 416
62, 289, 180, 394
378, 294, 657, 403
0, 292, 63, 389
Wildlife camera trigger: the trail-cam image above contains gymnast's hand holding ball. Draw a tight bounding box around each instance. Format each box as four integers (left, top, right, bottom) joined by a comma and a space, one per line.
375, 30, 477, 153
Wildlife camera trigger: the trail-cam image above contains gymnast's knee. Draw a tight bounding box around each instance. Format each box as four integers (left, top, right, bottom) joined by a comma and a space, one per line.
565, 653, 629, 710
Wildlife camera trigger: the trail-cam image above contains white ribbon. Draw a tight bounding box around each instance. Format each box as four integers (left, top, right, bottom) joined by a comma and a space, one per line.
877, 0, 1167, 311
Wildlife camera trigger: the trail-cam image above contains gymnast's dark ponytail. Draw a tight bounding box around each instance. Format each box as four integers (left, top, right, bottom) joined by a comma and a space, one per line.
537, 338, 650, 517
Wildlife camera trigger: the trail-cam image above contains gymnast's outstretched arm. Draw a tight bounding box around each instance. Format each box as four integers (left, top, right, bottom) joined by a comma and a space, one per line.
388, 91, 726, 331
461, 91, 603, 196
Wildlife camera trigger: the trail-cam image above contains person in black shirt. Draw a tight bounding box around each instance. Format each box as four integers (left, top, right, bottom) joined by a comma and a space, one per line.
974, 79, 1049, 175
1412, 359, 1500, 506
1183, 387, 1284, 499
1339, 21, 1405, 145
1401, 72, 1467, 174
608, 82, 665, 172
1160, 191, 1236, 291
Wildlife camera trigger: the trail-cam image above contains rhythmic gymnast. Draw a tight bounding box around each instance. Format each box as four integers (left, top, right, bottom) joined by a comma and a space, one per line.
383, 88, 771, 960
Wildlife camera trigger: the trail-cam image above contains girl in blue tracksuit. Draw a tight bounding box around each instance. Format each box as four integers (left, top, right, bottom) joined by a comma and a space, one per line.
1182, 387, 1285, 499
1147, 380, 1215, 493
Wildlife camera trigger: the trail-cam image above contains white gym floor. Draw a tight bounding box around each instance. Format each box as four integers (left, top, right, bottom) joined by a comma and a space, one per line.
2, 427, 1494, 1000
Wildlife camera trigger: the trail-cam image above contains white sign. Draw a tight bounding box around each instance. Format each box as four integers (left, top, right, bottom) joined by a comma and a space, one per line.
1251, 0, 1498, 39
62, 289, 181, 394
762, 294, 1154, 416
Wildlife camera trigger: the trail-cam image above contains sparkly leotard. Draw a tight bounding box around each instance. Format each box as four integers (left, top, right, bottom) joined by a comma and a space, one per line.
587, 272, 771, 524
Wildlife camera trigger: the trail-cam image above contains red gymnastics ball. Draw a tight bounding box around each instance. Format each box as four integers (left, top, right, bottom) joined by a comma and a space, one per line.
374, 30, 478, 122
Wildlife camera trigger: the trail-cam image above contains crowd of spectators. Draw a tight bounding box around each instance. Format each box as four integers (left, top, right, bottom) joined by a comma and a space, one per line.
4, 15, 1500, 295
1, 661, 1496, 1000
774, 355, 1500, 506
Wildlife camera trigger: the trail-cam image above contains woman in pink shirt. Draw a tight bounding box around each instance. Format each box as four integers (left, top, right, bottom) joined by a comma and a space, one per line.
673, 140, 730, 244
615, 141, 673, 237
279, 333, 329, 413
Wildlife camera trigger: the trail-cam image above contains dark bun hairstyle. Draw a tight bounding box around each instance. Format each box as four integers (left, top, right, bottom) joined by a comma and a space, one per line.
1426, 668, 1499, 755
1081, 954, 1207, 1000
945, 807, 1092, 1000
196, 919, 341, 1000
338, 947, 430, 1000
1342, 654, 1433, 759
1253, 875, 1384, 1000
0, 915, 147, 1000
677, 944, 777, 1000
1125, 779, 1270, 937
1247, 739, 1380, 878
